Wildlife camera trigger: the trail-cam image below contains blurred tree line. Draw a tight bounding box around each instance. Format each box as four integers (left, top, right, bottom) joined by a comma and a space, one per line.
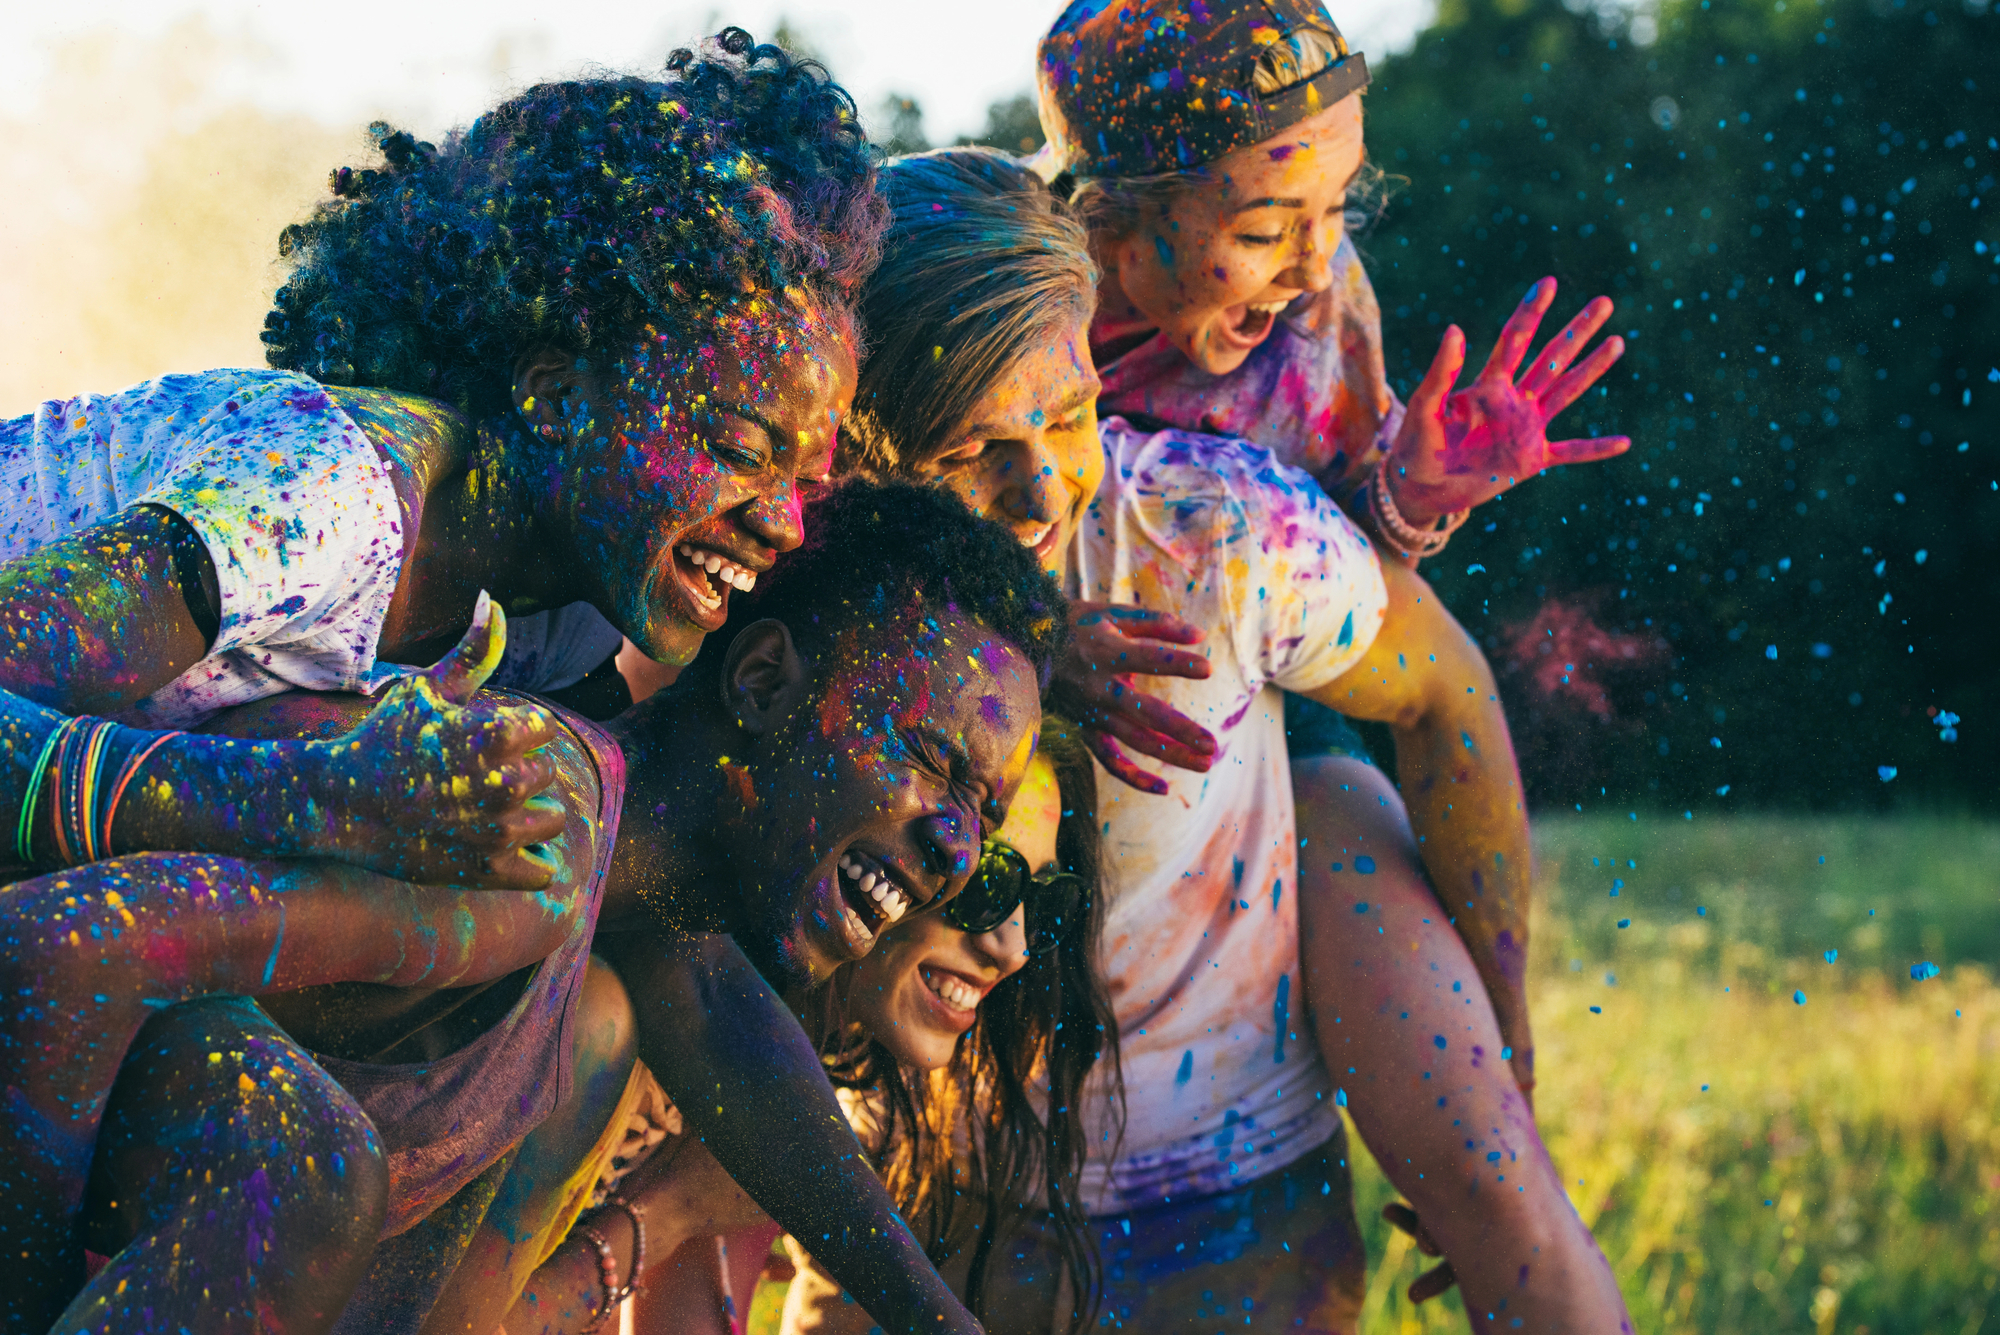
793, 0, 1998, 811
1357, 0, 1997, 812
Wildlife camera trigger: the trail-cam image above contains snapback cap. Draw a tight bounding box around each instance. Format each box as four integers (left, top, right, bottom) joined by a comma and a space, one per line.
1033, 0, 1369, 182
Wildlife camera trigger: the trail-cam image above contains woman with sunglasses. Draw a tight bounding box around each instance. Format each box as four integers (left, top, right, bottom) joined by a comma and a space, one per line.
511, 719, 1111, 1335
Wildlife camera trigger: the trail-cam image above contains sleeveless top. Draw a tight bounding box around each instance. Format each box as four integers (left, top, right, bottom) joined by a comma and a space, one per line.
318, 698, 625, 1240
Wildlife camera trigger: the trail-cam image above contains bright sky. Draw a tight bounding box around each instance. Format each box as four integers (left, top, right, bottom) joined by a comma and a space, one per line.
0, 0, 1429, 144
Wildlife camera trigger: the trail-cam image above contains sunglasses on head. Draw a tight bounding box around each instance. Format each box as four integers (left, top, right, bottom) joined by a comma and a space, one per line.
942, 840, 1085, 956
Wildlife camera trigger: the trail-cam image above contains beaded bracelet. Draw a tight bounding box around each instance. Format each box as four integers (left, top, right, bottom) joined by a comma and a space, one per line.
576, 1225, 621, 1333
1368, 457, 1470, 562
576, 1194, 645, 1334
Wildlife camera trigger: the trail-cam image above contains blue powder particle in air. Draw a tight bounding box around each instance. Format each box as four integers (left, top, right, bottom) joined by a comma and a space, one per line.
1617, 919, 1631, 929
1354, 856, 1376, 874
1912, 961, 1941, 981
1825, 949, 1839, 964
1353, 901, 1369, 914
1794, 990, 1808, 1005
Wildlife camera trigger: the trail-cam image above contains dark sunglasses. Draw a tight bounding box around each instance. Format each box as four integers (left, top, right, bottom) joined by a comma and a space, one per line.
942, 840, 1085, 956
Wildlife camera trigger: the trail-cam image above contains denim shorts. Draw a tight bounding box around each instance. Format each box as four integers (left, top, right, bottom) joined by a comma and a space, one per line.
1283, 693, 1378, 768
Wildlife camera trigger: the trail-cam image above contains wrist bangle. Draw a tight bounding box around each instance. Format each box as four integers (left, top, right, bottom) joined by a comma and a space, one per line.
598, 1193, 646, 1287
15, 719, 74, 865
100, 731, 183, 858
576, 1195, 645, 1334
1369, 458, 1468, 561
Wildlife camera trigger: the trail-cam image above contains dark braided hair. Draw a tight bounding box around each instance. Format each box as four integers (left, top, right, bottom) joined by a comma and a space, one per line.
262, 28, 887, 419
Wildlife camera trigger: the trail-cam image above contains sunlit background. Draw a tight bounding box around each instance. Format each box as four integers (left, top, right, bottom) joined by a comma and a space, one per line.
0, 0, 1419, 409
5, 2, 1997, 1332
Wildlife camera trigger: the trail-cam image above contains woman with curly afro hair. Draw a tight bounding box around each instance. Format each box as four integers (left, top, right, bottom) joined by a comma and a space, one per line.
0, 27, 884, 886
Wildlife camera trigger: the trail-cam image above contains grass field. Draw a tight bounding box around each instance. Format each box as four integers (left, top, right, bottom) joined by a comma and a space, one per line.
746, 815, 2000, 1334
1354, 814, 2000, 1335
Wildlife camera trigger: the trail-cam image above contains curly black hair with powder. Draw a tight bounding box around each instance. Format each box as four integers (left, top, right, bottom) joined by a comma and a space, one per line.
261, 28, 887, 419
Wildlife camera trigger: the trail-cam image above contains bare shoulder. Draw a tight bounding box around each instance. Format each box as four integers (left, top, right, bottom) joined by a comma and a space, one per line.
325, 387, 473, 521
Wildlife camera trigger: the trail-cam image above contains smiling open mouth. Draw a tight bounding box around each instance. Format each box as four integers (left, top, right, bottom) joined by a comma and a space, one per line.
920, 967, 983, 1013
1229, 299, 1289, 345
674, 544, 758, 615
836, 849, 914, 941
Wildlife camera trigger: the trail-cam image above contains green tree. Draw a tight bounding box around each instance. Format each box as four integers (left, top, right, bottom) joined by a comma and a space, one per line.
876, 94, 931, 157
1359, 0, 2000, 811
955, 93, 1046, 155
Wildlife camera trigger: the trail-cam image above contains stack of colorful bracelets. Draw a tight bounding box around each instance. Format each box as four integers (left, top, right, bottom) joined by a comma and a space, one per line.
13, 716, 183, 867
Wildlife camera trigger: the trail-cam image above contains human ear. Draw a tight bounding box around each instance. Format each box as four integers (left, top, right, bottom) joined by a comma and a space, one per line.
511, 350, 591, 438
720, 618, 809, 736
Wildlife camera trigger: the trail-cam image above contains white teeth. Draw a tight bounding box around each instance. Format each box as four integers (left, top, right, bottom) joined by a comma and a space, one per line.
1248, 300, 1288, 314
703, 553, 722, 573
839, 901, 874, 945
841, 853, 913, 924
925, 971, 978, 1010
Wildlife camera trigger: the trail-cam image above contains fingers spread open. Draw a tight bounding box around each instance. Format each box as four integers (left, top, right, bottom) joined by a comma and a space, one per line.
1080, 730, 1171, 796
1538, 335, 1627, 420
1478, 278, 1557, 382
1099, 638, 1214, 684
1076, 602, 1208, 646
1086, 700, 1216, 773
1517, 295, 1615, 396
1407, 325, 1467, 422
1546, 435, 1632, 467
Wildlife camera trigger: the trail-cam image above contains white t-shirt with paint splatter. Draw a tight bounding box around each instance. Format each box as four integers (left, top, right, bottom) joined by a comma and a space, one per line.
1068, 419, 1388, 1214
0, 369, 619, 726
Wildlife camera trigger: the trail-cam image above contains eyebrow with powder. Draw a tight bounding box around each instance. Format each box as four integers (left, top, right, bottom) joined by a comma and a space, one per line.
1229, 164, 1366, 215
961, 379, 1104, 442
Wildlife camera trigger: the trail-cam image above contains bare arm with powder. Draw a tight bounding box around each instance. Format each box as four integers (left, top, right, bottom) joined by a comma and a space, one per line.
0, 583, 564, 889
1296, 557, 1534, 1091
593, 930, 983, 1335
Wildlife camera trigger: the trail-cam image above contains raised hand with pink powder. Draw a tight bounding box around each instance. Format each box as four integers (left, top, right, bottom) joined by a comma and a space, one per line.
1388, 277, 1631, 530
